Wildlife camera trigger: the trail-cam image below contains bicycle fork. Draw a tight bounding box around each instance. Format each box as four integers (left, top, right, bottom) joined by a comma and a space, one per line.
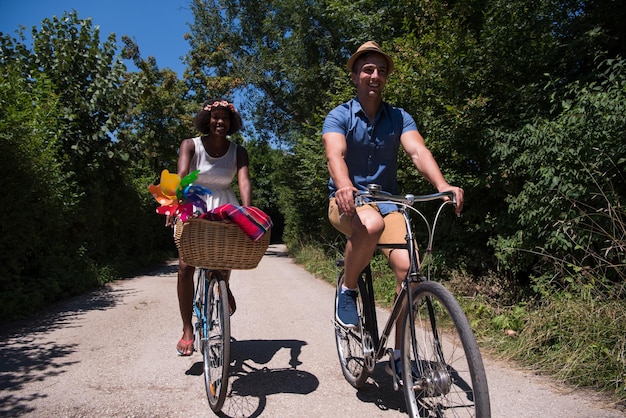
193, 270, 209, 354
385, 281, 412, 392
386, 276, 423, 392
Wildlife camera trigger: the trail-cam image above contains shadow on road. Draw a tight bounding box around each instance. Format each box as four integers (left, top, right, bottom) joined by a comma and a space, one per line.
263, 243, 290, 258
187, 338, 318, 417
353, 363, 407, 414
113, 259, 179, 280
0, 261, 185, 416
0, 283, 136, 416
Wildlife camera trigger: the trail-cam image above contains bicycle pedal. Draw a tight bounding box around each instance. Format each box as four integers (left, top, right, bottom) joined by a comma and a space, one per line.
334, 317, 360, 330
411, 382, 424, 391
392, 375, 402, 391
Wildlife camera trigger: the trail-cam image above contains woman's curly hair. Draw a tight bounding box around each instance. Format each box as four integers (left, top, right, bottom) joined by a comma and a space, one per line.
193, 99, 243, 135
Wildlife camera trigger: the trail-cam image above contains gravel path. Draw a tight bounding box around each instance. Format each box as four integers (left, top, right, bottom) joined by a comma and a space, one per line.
1, 244, 623, 417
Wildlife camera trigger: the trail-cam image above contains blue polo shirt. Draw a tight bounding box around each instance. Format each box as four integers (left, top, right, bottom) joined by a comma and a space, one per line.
323, 97, 418, 214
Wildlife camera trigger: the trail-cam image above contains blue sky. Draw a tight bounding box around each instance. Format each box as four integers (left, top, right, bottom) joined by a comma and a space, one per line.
0, 0, 194, 76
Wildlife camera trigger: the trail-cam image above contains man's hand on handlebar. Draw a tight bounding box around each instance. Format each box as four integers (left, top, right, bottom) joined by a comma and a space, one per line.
335, 185, 358, 218
440, 185, 464, 215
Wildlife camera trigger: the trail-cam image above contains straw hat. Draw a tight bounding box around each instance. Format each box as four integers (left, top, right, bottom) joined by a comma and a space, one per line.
346, 41, 394, 74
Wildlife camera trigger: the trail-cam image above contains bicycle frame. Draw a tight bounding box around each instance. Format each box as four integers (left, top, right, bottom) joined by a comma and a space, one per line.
192, 267, 231, 412
354, 185, 457, 367
193, 268, 209, 352
335, 184, 490, 416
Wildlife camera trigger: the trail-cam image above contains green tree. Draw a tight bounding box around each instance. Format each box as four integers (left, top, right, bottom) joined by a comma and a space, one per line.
119, 36, 196, 177
0, 63, 99, 318
244, 139, 287, 241
185, 0, 414, 146
15, 11, 147, 267
183, 0, 626, 286
0, 11, 170, 319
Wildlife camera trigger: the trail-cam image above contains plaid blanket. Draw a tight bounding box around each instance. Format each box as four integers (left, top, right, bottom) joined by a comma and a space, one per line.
200, 204, 273, 241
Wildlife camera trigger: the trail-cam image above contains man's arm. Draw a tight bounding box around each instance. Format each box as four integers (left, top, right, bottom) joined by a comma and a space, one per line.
323, 131, 358, 216
400, 130, 464, 214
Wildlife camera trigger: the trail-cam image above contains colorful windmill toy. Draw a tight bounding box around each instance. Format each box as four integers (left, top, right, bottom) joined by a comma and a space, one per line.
148, 169, 211, 221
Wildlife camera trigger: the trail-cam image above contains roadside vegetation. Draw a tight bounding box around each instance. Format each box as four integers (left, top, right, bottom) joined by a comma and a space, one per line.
1, 0, 624, 406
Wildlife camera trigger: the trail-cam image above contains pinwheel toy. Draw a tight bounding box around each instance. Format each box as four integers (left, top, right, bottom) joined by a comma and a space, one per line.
148, 169, 211, 220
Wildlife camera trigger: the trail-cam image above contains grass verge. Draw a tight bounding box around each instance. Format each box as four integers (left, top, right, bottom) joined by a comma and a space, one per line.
289, 241, 626, 408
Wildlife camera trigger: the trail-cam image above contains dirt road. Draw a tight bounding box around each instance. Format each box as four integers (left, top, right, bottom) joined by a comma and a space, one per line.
1, 244, 624, 417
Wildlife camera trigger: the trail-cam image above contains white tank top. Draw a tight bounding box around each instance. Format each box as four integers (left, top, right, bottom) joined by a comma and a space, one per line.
189, 136, 239, 210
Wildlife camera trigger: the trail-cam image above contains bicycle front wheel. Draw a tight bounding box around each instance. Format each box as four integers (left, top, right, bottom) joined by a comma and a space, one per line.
203, 273, 231, 412
334, 270, 370, 388
401, 281, 490, 418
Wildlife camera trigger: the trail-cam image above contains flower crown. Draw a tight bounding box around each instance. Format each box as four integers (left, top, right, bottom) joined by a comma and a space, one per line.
204, 100, 237, 113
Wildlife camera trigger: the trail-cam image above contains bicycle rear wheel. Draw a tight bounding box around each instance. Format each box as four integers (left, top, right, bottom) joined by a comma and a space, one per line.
203, 272, 231, 412
334, 270, 371, 388
401, 281, 490, 418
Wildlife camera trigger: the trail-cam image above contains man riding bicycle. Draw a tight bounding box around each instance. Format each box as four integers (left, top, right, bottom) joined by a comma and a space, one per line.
322, 41, 464, 377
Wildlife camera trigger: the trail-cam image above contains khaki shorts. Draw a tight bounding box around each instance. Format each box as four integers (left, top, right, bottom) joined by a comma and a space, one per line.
328, 197, 408, 258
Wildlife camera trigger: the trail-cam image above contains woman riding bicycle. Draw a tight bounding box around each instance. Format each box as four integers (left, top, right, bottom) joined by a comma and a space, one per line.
174, 99, 251, 356
322, 41, 464, 376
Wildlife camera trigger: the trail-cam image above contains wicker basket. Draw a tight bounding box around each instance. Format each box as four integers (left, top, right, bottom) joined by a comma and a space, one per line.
174, 218, 270, 269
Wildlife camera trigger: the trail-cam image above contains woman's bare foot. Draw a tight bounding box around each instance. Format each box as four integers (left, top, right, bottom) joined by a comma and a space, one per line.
176, 330, 195, 356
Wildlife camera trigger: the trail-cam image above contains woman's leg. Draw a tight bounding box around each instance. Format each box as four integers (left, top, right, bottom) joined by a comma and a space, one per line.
221, 270, 236, 315
176, 257, 195, 355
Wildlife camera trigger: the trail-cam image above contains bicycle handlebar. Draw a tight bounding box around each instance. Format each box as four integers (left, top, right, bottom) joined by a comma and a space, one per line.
353, 183, 457, 260
355, 183, 456, 207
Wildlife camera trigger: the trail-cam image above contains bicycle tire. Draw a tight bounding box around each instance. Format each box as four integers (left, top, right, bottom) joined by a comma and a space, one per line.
334, 270, 371, 388
401, 281, 490, 418
203, 272, 231, 412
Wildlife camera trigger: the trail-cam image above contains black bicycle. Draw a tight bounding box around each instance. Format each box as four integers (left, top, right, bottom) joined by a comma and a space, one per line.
334, 184, 491, 417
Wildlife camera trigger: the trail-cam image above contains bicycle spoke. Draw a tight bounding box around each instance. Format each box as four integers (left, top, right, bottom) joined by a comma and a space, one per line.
337, 327, 366, 372
202, 273, 231, 413
334, 271, 370, 388
402, 281, 490, 417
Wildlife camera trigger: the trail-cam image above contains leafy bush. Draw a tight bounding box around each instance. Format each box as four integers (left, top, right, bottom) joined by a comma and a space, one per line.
0, 13, 174, 321
490, 57, 626, 287
0, 67, 100, 319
